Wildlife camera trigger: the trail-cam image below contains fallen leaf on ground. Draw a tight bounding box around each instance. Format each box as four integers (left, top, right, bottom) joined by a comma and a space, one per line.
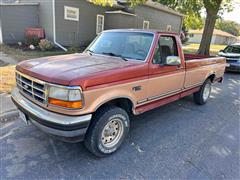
0, 65, 16, 94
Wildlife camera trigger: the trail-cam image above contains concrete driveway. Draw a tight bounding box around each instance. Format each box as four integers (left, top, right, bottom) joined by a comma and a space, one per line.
0, 73, 239, 179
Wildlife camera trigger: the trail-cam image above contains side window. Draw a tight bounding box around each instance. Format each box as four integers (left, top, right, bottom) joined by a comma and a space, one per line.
153, 36, 178, 65
189, 34, 194, 38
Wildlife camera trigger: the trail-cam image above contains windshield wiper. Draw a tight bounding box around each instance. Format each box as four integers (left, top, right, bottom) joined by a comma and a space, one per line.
86, 49, 94, 55
102, 52, 128, 61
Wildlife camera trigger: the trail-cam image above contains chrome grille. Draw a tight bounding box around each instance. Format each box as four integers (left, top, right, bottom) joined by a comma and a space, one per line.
16, 72, 47, 104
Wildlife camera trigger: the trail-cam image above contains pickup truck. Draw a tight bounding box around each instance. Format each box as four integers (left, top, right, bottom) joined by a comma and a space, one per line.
12, 29, 226, 157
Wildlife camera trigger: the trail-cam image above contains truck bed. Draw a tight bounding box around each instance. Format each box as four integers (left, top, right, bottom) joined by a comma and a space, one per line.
184, 53, 212, 61
184, 53, 226, 69
183, 54, 226, 89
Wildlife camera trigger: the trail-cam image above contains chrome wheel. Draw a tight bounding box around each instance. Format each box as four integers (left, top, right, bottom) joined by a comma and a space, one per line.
203, 82, 211, 102
101, 119, 124, 148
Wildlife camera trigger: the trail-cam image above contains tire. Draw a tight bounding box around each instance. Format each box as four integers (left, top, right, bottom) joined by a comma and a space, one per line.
193, 79, 212, 105
84, 105, 130, 157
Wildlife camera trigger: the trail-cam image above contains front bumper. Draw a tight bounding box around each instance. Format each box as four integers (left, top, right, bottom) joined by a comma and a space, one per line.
11, 88, 92, 142
226, 62, 240, 72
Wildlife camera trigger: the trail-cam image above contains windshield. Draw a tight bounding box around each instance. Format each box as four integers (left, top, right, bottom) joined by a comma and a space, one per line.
224, 45, 240, 54
87, 32, 154, 61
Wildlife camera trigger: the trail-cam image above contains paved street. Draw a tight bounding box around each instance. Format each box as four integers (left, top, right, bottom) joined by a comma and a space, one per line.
0, 73, 239, 179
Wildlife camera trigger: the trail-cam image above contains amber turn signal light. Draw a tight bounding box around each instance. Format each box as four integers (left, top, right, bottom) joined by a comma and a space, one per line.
48, 98, 83, 109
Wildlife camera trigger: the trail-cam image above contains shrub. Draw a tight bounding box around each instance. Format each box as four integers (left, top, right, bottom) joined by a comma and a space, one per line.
39, 39, 54, 51
68, 46, 85, 53
68, 46, 80, 53
25, 35, 40, 46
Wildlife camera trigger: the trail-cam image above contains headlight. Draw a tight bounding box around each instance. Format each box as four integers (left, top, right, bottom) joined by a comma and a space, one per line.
48, 85, 83, 109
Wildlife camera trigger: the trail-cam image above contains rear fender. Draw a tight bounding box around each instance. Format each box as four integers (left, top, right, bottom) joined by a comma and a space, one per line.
205, 73, 216, 83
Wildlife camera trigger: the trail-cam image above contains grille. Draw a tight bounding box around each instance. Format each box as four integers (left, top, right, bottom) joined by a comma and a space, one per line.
16, 72, 47, 104
226, 59, 239, 63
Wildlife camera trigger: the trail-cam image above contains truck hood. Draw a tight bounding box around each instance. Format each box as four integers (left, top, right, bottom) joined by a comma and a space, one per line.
218, 52, 240, 59
16, 53, 148, 89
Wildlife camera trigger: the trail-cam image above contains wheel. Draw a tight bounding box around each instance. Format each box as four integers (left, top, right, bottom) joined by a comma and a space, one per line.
193, 79, 212, 105
84, 106, 130, 157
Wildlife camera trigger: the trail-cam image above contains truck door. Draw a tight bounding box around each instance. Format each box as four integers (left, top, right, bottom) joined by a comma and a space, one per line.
147, 35, 185, 101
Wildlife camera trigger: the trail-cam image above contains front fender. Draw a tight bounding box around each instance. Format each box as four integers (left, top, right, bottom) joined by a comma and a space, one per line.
82, 87, 140, 115
92, 90, 136, 112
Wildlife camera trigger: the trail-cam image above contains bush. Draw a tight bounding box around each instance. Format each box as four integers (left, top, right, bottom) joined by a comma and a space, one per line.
25, 35, 40, 46
68, 46, 80, 53
39, 39, 54, 51
68, 46, 85, 53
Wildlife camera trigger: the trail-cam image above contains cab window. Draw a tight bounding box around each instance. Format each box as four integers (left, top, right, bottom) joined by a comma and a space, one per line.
153, 36, 179, 64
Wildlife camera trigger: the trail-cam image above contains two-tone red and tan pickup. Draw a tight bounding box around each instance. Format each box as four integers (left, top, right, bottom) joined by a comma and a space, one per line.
12, 29, 226, 157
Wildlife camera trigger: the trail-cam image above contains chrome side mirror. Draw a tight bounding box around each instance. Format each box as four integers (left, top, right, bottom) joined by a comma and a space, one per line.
165, 56, 181, 66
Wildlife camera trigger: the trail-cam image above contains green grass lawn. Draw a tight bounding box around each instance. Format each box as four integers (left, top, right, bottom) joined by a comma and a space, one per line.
183, 43, 227, 56
0, 44, 71, 62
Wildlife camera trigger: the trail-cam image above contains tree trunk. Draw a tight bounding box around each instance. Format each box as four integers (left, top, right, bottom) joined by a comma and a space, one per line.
197, 10, 217, 55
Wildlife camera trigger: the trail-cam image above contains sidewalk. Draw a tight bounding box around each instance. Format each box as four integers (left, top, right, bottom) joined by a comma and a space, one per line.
0, 52, 18, 65
0, 93, 18, 123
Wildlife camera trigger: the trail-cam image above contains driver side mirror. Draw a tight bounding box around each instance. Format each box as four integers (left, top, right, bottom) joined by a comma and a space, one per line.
219, 50, 224, 53
165, 56, 181, 66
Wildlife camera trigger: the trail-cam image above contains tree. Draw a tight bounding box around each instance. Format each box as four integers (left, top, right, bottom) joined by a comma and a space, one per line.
157, 0, 204, 30
157, 0, 233, 55
215, 19, 240, 36
88, 0, 113, 6
198, 0, 232, 55
184, 12, 204, 30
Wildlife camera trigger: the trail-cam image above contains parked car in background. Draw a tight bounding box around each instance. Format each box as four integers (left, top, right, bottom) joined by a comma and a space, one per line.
12, 29, 226, 157
218, 43, 240, 72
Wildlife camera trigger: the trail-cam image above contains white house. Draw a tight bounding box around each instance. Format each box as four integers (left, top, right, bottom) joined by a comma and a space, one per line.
188, 29, 238, 45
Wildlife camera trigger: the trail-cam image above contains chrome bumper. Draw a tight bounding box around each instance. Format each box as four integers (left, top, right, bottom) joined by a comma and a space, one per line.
226, 62, 240, 72
11, 88, 92, 141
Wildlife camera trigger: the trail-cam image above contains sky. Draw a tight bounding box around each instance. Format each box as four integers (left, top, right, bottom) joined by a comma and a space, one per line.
222, 0, 240, 24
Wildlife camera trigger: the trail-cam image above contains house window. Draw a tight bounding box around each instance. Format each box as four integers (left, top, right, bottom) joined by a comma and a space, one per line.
189, 34, 194, 38
96, 15, 104, 34
143, 21, 150, 29
64, 6, 79, 21
166, 25, 172, 32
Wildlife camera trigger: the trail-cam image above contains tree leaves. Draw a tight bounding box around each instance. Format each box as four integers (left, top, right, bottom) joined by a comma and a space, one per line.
88, 0, 147, 6
216, 19, 240, 36
88, 0, 114, 6
156, 0, 203, 29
